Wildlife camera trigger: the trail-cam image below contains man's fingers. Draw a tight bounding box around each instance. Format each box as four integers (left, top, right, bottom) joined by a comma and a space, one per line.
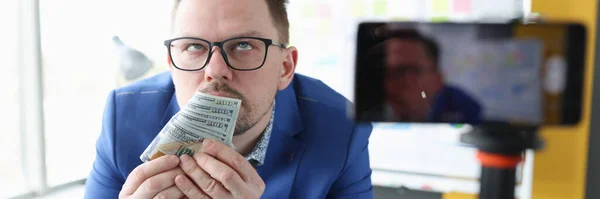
131, 168, 184, 198
195, 152, 249, 197
121, 155, 180, 195
202, 139, 260, 184
152, 186, 185, 199
180, 154, 231, 198
174, 174, 211, 199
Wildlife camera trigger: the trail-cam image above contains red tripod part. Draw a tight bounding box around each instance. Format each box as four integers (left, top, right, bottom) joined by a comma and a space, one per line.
477, 151, 523, 169
476, 151, 523, 199
459, 126, 540, 199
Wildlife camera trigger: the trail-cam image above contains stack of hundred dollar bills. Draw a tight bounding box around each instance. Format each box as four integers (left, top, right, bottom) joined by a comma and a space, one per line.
140, 92, 241, 162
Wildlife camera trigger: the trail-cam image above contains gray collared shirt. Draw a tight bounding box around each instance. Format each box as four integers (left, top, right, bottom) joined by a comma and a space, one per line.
245, 100, 275, 167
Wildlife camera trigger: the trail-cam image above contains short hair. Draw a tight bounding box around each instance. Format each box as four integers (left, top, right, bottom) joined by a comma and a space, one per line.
171, 0, 290, 45
378, 29, 440, 68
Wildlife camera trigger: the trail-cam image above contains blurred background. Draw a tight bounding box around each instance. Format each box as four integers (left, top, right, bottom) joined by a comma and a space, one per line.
4, 0, 598, 199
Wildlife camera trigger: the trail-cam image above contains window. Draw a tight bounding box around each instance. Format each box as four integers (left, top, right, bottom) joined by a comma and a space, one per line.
0, 0, 27, 198
39, 0, 171, 187
39, 0, 117, 186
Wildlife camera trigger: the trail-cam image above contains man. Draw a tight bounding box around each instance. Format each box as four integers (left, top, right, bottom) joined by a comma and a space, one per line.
370, 29, 482, 124
84, 0, 373, 198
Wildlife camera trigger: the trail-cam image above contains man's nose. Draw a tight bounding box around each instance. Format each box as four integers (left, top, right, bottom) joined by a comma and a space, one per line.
204, 46, 233, 81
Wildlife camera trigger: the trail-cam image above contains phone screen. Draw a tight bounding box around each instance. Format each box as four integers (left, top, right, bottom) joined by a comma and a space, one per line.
353, 22, 585, 126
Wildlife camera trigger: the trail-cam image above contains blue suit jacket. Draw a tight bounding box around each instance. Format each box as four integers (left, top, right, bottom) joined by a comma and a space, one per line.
428, 86, 482, 124
84, 72, 374, 199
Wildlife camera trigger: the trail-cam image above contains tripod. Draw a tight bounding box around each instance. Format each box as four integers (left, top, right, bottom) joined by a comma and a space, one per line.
460, 126, 542, 199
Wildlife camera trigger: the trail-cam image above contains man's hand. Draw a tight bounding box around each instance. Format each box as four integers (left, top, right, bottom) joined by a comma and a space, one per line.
175, 139, 266, 199
119, 155, 186, 199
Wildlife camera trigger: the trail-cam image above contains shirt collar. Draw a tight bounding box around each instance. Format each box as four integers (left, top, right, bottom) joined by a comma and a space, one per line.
245, 100, 275, 167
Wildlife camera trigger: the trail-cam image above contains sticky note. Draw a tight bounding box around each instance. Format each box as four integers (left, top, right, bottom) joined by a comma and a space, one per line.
387, 0, 420, 19
316, 3, 332, 18
453, 0, 471, 13
432, 0, 450, 13
430, 16, 450, 22
301, 4, 315, 18
391, 16, 410, 21
350, 0, 366, 16
373, 0, 387, 16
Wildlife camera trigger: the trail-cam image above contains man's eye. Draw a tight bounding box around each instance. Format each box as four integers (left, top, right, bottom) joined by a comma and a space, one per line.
185, 43, 205, 52
235, 42, 253, 51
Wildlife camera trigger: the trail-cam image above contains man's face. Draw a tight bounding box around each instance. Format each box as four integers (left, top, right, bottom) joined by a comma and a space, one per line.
383, 39, 441, 116
170, 0, 296, 135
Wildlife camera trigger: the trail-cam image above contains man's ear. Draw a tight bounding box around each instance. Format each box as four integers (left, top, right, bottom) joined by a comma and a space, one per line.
278, 46, 298, 90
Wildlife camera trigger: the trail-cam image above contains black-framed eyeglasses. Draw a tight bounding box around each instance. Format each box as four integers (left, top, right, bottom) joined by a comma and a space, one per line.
385, 65, 436, 77
164, 36, 286, 71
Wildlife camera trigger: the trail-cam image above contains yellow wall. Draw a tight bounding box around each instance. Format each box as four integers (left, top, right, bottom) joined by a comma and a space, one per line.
443, 192, 478, 199
530, 0, 597, 199
445, 1, 597, 199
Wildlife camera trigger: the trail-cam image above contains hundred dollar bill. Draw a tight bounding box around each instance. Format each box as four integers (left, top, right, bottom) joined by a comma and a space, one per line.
186, 101, 236, 117
140, 92, 242, 162
180, 108, 232, 124
179, 95, 240, 143
173, 112, 228, 141
186, 92, 240, 135
178, 111, 229, 135
192, 93, 241, 108
140, 118, 205, 162
178, 110, 230, 133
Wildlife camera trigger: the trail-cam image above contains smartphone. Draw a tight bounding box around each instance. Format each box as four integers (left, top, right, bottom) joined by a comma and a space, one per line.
352, 22, 586, 127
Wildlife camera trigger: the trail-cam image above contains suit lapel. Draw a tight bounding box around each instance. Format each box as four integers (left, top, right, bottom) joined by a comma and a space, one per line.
257, 132, 305, 198
256, 78, 305, 198
160, 93, 180, 126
